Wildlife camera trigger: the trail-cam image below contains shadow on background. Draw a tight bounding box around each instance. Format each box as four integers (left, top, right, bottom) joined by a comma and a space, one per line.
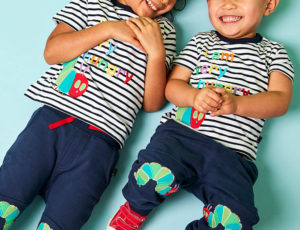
259, 0, 299, 111
253, 121, 279, 229
254, 0, 299, 228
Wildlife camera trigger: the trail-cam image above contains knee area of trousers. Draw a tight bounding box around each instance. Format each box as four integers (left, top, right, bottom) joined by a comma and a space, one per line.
0, 201, 20, 229
37, 222, 53, 230
203, 204, 242, 229
133, 162, 179, 196
203, 203, 258, 229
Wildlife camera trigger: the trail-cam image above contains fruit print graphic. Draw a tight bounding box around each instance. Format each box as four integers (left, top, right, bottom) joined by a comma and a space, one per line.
134, 162, 178, 196
203, 204, 242, 230
37, 222, 53, 230
176, 107, 205, 129
55, 58, 89, 98
0, 201, 20, 230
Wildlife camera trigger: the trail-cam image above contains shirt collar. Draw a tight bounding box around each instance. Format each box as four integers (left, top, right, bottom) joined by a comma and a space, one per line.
215, 31, 263, 44
111, 0, 135, 14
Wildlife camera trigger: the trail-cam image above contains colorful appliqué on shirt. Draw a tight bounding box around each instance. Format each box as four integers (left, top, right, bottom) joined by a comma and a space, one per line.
176, 107, 205, 129
55, 57, 89, 98
175, 48, 251, 130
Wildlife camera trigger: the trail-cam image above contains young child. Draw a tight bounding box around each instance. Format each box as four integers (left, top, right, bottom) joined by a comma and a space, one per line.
0, 0, 183, 229
107, 0, 294, 229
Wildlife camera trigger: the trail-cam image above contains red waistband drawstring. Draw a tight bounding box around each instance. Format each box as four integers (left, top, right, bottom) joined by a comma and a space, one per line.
48, 116, 75, 130
48, 116, 105, 133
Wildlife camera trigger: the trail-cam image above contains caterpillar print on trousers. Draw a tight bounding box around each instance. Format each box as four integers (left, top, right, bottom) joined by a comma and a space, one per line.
203, 204, 242, 230
0, 201, 20, 230
37, 222, 53, 230
134, 162, 179, 196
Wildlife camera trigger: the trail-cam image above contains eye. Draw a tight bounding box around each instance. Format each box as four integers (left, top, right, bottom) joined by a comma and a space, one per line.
74, 80, 81, 89
79, 83, 87, 91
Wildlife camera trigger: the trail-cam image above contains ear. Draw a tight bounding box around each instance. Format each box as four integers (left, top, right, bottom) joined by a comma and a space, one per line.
264, 0, 280, 16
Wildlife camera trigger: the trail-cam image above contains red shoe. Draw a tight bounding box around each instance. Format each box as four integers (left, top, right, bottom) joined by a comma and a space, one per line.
107, 202, 147, 230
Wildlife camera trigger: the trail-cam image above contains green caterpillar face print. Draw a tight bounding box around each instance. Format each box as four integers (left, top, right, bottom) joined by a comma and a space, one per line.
176, 107, 205, 129
55, 58, 89, 98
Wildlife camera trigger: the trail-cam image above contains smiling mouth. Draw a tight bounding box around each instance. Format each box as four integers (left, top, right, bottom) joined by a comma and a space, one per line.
220, 16, 242, 23
146, 0, 158, 11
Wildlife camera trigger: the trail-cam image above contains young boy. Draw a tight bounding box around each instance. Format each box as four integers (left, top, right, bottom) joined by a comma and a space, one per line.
0, 0, 182, 229
107, 0, 294, 229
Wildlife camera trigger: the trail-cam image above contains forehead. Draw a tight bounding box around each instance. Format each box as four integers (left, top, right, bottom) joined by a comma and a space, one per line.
207, 0, 267, 3
207, 0, 268, 7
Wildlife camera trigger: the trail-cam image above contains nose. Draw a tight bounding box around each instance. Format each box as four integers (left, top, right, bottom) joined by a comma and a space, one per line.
222, 0, 237, 10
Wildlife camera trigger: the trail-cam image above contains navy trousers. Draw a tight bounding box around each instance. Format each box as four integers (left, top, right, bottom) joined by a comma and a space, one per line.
123, 120, 259, 230
0, 106, 119, 230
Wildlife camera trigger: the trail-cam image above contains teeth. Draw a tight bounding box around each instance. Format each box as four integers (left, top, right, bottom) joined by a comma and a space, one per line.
146, 0, 158, 11
221, 16, 241, 22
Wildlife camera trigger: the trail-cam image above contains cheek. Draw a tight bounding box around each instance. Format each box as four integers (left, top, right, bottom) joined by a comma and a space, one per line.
246, 6, 263, 20
209, 14, 220, 28
208, 8, 219, 22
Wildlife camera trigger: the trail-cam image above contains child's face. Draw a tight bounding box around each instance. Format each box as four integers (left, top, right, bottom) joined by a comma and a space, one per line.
207, 0, 270, 39
119, 0, 177, 18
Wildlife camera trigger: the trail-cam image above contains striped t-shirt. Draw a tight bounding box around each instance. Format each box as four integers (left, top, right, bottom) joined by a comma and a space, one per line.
161, 31, 294, 160
25, 0, 176, 148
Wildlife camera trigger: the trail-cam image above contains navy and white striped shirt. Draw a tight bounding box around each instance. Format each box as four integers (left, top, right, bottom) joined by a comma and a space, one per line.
25, 0, 176, 148
161, 31, 294, 160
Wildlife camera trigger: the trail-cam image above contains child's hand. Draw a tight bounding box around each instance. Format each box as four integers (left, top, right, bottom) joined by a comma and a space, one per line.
126, 17, 165, 58
193, 87, 223, 114
108, 20, 145, 52
210, 87, 237, 117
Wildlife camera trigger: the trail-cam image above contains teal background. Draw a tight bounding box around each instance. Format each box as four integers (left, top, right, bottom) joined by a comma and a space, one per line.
0, 0, 299, 229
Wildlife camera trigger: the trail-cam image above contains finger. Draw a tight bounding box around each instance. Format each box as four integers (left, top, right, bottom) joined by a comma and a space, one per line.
212, 91, 223, 104
196, 101, 220, 113
128, 17, 147, 29
202, 102, 219, 112
126, 20, 143, 37
194, 105, 207, 114
142, 17, 155, 24
203, 94, 222, 108
210, 107, 224, 117
202, 88, 223, 104
213, 87, 226, 96
128, 38, 146, 53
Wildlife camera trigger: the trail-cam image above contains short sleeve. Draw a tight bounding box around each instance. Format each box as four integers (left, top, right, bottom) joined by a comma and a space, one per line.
173, 35, 201, 72
53, 0, 89, 31
269, 45, 294, 81
157, 17, 176, 71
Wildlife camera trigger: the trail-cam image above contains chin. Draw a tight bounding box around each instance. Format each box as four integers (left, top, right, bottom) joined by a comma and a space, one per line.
219, 29, 245, 39
137, 9, 155, 18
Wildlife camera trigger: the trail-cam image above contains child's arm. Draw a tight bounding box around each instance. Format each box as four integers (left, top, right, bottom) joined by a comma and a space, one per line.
166, 66, 293, 119
127, 17, 169, 112
211, 71, 293, 118
165, 65, 223, 113
44, 21, 144, 65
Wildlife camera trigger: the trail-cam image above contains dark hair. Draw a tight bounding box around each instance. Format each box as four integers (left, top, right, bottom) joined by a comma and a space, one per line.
164, 0, 187, 21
